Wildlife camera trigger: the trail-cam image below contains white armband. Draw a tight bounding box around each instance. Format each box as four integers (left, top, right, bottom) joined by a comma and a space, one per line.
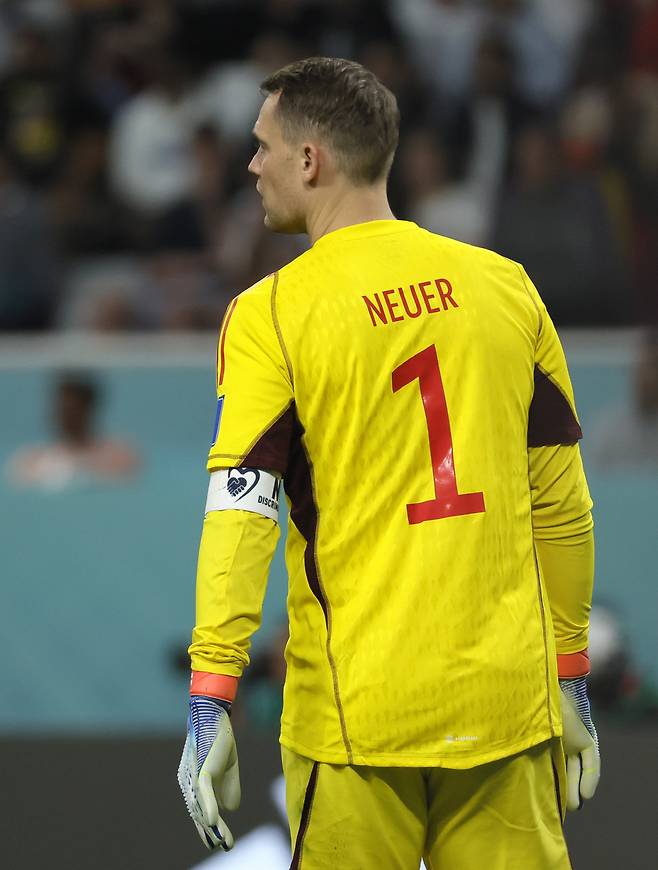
205, 468, 281, 521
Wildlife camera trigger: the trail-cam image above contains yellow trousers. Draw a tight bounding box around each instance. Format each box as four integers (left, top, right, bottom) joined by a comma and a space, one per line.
282, 740, 571, 870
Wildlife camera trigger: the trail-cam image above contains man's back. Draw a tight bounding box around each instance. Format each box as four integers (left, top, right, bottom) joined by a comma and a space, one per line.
182, 59, 598, 861
210, 219, 588, 766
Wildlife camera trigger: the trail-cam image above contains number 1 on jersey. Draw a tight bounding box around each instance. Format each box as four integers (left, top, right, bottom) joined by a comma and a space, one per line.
392, 345, 485, 524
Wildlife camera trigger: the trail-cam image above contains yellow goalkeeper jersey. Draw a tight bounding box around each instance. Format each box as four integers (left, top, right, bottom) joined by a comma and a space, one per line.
203, 219, 592, 767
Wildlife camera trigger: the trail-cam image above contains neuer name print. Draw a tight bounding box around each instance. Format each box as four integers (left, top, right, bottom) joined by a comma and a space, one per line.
362, 278, 459, 327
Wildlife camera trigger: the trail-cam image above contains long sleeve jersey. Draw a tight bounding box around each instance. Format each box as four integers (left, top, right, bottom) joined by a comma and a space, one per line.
190, 220, 594, 767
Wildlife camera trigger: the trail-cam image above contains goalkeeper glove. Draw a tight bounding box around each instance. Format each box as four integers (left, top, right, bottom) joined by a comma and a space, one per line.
559, 676, 600, 811
177, 695, 241, 850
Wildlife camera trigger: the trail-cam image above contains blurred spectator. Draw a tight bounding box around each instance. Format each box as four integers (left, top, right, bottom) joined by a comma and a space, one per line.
58, 250, 231, 332
6, 372, 140, 490
629, 0, 658, 78
108, 44, 198, 247
174, 0, 263, 69
560, 83, 636, 270
12, 1, 71, 30
258, 0, 318, 50
0, 23, 70, 187
397, 128, 490, 246
310, 0, 397, 58
396, 30, 540, 246
0, 148, 59, 329
0, 10, 13, 76
217, 182, 307, 293
424, 31, 537, 235
487, 0, 595, 106
450, 30, 537, 177
0, 0, 650, 333
193, 34, 300, 147
491, 123, 630, 325
357, 39, 433, 136
618, 74, 658, 325
57, 255, 146, 330
51, 124, 126, 255
75, 26, 153, 120
190, 124, 229, 259
391, 0, 486, 105
60, 120, 233, 330
137, 251, 231, 330
590, 332, 658, 469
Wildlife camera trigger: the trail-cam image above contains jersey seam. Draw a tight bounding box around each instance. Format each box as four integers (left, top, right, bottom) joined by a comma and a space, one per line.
270, 271, 294, 387
511, 260, 542, 350
217, 296, 239, 389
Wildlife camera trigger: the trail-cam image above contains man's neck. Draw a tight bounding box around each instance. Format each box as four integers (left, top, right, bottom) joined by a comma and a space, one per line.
306, 184, 395, 245
61, 432, 94, 449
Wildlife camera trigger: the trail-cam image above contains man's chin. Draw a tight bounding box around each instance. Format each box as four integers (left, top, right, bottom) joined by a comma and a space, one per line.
263, 211, 302, 234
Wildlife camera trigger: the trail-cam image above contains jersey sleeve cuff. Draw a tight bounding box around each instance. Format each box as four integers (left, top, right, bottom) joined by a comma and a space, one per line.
190, 671, 239, 702
557, 650, 590, 679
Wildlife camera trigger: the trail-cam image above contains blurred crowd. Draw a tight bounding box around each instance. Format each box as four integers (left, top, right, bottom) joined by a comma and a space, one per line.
0, 0, 656, 332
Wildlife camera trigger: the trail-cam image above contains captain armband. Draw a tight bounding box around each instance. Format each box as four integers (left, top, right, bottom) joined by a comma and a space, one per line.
205, 468, 281, 522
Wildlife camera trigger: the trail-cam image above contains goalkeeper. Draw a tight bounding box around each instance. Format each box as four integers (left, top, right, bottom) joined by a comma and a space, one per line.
178, 57, 599, 868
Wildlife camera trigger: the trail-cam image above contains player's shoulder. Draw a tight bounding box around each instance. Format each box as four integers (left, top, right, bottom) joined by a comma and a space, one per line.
238, 272, 278, 302
220, 274, 278, 340
233, 250, 317, 311
420, 228, 538, 312
272, 245, 320, 285
228, 273, 278, 319
235, 260, 309, 300
420, 227, 525, 279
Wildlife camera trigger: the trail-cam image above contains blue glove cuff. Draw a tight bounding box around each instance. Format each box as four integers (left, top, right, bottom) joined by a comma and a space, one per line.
559, 676, 598, 749
189, 695, 231, 773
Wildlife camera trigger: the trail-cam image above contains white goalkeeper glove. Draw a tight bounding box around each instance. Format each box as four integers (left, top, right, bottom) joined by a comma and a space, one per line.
177, 696, 241, 850
559, 676, 600, 811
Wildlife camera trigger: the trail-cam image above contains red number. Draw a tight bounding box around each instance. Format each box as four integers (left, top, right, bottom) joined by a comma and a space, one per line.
392, 345, 485, 524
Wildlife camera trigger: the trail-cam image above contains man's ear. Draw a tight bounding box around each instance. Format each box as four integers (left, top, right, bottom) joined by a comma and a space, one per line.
301, 142, 322, 185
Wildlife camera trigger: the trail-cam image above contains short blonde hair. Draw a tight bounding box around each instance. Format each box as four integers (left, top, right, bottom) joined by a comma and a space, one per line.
261, 57, 400, 185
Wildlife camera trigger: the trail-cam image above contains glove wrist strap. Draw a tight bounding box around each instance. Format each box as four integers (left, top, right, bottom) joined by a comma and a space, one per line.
190, 671, 238, 703
557, 649, 590, 679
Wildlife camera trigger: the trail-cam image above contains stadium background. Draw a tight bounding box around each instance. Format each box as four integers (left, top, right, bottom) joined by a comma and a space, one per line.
1, 2, 656, 868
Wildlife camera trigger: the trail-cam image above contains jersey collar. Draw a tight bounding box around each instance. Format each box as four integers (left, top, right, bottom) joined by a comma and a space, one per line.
312, 219, 418, 247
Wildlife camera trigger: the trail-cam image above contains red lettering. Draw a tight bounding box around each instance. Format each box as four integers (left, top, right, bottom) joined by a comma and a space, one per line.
400, 285, 422, 318
362, 293, 387, 326
383, 288, 404, 323
392, 345, 485, 523
435, 278, 459, 310
419, 280, 441, 314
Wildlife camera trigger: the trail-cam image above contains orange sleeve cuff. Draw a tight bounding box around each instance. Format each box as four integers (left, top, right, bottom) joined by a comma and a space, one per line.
190, 671, 238, 702
557, 650, 590, 679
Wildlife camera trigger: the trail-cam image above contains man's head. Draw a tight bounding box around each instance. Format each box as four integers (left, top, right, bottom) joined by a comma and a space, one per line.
248, 57, 399, 233
54, 374, 100, 443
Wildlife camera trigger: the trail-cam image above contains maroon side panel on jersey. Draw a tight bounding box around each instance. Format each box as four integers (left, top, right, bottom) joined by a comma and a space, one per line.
528, 367, 583, 447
